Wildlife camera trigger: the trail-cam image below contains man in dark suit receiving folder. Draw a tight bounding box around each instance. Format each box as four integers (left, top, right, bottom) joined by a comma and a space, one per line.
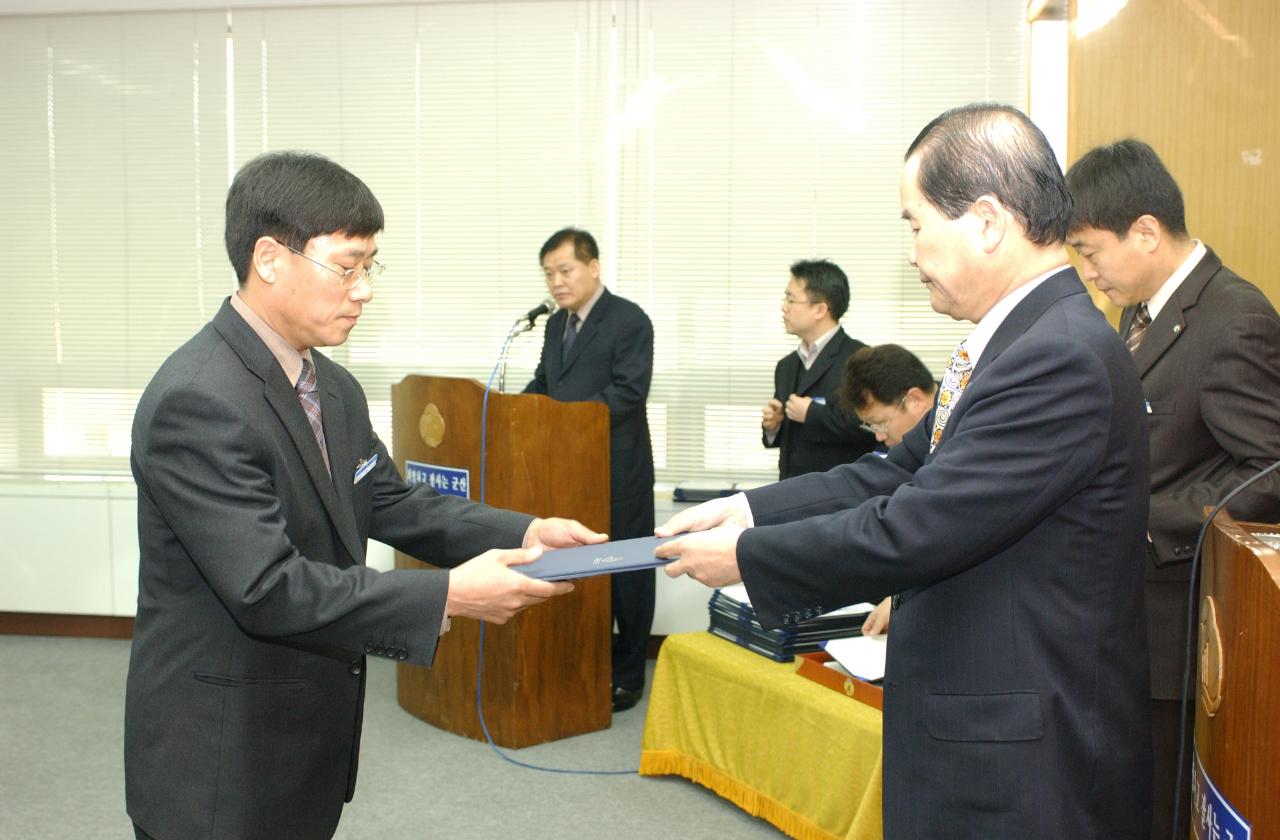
1067, 138, 1280, 840
657, 104, 1154, 838
126, 152, 600, 840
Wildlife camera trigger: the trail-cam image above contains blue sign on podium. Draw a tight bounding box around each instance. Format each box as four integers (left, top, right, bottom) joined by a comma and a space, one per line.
405, 460, 470, 499
1192, 751, 1250, 840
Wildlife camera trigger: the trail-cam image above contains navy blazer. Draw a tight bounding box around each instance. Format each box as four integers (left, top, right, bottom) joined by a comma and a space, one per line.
739, 270, 1153, 838
1119, 248, 1280, 698
126, 299, 531, 840
764, 327, 879, 478
525, 287, 655, 537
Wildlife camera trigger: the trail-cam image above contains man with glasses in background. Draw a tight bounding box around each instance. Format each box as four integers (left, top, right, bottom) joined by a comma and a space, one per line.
761, 259, 878, 479
126, 152, 601, 840
842, 343, 939, 451
839, 342, 940, 635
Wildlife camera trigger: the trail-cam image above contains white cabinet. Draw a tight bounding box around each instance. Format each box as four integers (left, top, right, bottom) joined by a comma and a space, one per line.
0, 480, 135, 616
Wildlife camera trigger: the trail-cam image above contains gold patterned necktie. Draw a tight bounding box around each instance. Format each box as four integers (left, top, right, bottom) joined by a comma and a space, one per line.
930, 341, 972, 453
1126, 302, 1152, 354
296, 357, 330, 473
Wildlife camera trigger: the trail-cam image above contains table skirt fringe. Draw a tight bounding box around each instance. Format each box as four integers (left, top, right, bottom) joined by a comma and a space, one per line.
639, 749, 840, 840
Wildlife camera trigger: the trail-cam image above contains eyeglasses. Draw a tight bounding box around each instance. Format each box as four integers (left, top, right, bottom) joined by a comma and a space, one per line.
277, 240, 385, 289
782, 295, 817, 307
858, 393, 909, 435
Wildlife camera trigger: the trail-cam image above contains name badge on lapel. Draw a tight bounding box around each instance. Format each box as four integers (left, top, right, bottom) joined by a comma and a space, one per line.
354, 453, 378, 485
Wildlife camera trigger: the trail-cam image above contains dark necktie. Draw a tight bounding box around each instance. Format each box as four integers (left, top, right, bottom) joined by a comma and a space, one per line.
561, 313, 581, 363
1126, 302, 1152, 354
296, 357, 330, 473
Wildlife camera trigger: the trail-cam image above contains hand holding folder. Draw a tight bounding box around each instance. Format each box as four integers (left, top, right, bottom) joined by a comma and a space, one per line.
517, 535, 679, 581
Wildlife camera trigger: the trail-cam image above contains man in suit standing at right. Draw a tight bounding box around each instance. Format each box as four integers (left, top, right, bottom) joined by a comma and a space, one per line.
1067, 139, 1280, 840
658, 104, 1154, 838
525, 228, 656, 712
762, 259, 878, 479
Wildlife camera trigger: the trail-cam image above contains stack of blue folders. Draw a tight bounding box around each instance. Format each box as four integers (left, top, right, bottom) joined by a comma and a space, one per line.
708, 584, 873, 662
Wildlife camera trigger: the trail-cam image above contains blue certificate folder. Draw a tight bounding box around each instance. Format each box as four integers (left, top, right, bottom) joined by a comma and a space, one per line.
518, 535, 679, 581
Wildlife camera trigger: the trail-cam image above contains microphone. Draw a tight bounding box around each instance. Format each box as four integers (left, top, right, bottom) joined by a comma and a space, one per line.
522, 298, 556, 326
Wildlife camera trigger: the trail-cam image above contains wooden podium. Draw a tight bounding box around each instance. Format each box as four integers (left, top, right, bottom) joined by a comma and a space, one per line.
391, 375, 611, 748
1193, 512, 1280, 837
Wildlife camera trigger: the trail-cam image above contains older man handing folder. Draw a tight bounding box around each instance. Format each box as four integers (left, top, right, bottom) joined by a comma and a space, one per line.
656, 103, 1153, 840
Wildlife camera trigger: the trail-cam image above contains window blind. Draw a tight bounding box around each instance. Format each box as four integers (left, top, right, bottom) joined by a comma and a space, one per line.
0, 0, 1028, 486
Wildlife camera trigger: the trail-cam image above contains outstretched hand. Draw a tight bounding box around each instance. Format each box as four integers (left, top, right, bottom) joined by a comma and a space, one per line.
654, 494, 750, 538
655, 524, 745, 589
523, 517, 608, 551
446, 547, 573, 624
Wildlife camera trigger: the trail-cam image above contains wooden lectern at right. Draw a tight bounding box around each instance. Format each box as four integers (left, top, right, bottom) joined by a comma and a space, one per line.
1193, 511, 1280, 838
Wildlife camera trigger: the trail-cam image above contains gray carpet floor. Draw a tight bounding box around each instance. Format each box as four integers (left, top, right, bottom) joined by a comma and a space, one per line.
1, 634, 782, 839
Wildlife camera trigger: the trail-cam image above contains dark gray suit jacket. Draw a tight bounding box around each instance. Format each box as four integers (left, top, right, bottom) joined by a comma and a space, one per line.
764, 327, 879, 479
525, 288, 655, 537
1120, 247, 1280, 699
738, 270, 1152, 839
126, 299, 532, 840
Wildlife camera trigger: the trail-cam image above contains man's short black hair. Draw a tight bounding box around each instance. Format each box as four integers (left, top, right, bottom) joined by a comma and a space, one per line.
540, 227, 599, 265
224, 151, 384, 285
906, 103, 1072, 247
840, 344, 937, 413
790, 259, 850, 320
1065, 139, 1187, 237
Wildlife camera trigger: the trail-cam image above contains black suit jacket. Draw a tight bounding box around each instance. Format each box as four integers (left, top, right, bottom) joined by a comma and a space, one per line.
764, 327, 878, 478
738, 270, 1152, 838
126, 299, 532, 840
525, 288, 655, 537
1119, 247, 1280, 699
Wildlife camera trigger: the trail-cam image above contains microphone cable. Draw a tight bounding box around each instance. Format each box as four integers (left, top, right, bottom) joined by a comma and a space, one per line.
469, 329, 637, 776
1170, 457, 1280, 839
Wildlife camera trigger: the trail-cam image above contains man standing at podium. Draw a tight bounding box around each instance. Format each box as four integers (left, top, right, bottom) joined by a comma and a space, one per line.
1066, 139, 1280, 840
126, 152, 599, 840
525, 228, 656, 713
657, 104, 1154, 838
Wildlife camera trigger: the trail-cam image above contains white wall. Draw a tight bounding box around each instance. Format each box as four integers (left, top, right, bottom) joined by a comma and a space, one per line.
0, 479, 712, 633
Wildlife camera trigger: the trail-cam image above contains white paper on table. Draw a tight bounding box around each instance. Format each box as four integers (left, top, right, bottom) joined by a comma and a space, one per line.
717, 584, 874, 617
822, 634, 887, 681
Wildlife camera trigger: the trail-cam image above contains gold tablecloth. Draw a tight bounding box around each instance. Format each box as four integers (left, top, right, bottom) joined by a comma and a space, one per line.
640, 632, 883, 840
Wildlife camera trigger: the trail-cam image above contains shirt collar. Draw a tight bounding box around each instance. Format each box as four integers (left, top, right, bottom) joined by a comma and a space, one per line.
1145, 240, 1205, 320
230, 291, 315, 387
569, 283, 607, 325
797, 324, 841, 367
962, 265, 1066, 367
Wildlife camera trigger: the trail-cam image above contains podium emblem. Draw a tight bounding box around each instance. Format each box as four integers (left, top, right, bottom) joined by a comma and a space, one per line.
419, 403, 446, 448
1199, 595, 1224, 717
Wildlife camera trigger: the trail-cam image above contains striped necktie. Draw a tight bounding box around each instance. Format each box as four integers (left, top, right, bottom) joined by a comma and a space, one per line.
929, 341, 972, 453
1126, 302, 1152, 354
296, 357, 330, 473
561, 313, 581, 363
